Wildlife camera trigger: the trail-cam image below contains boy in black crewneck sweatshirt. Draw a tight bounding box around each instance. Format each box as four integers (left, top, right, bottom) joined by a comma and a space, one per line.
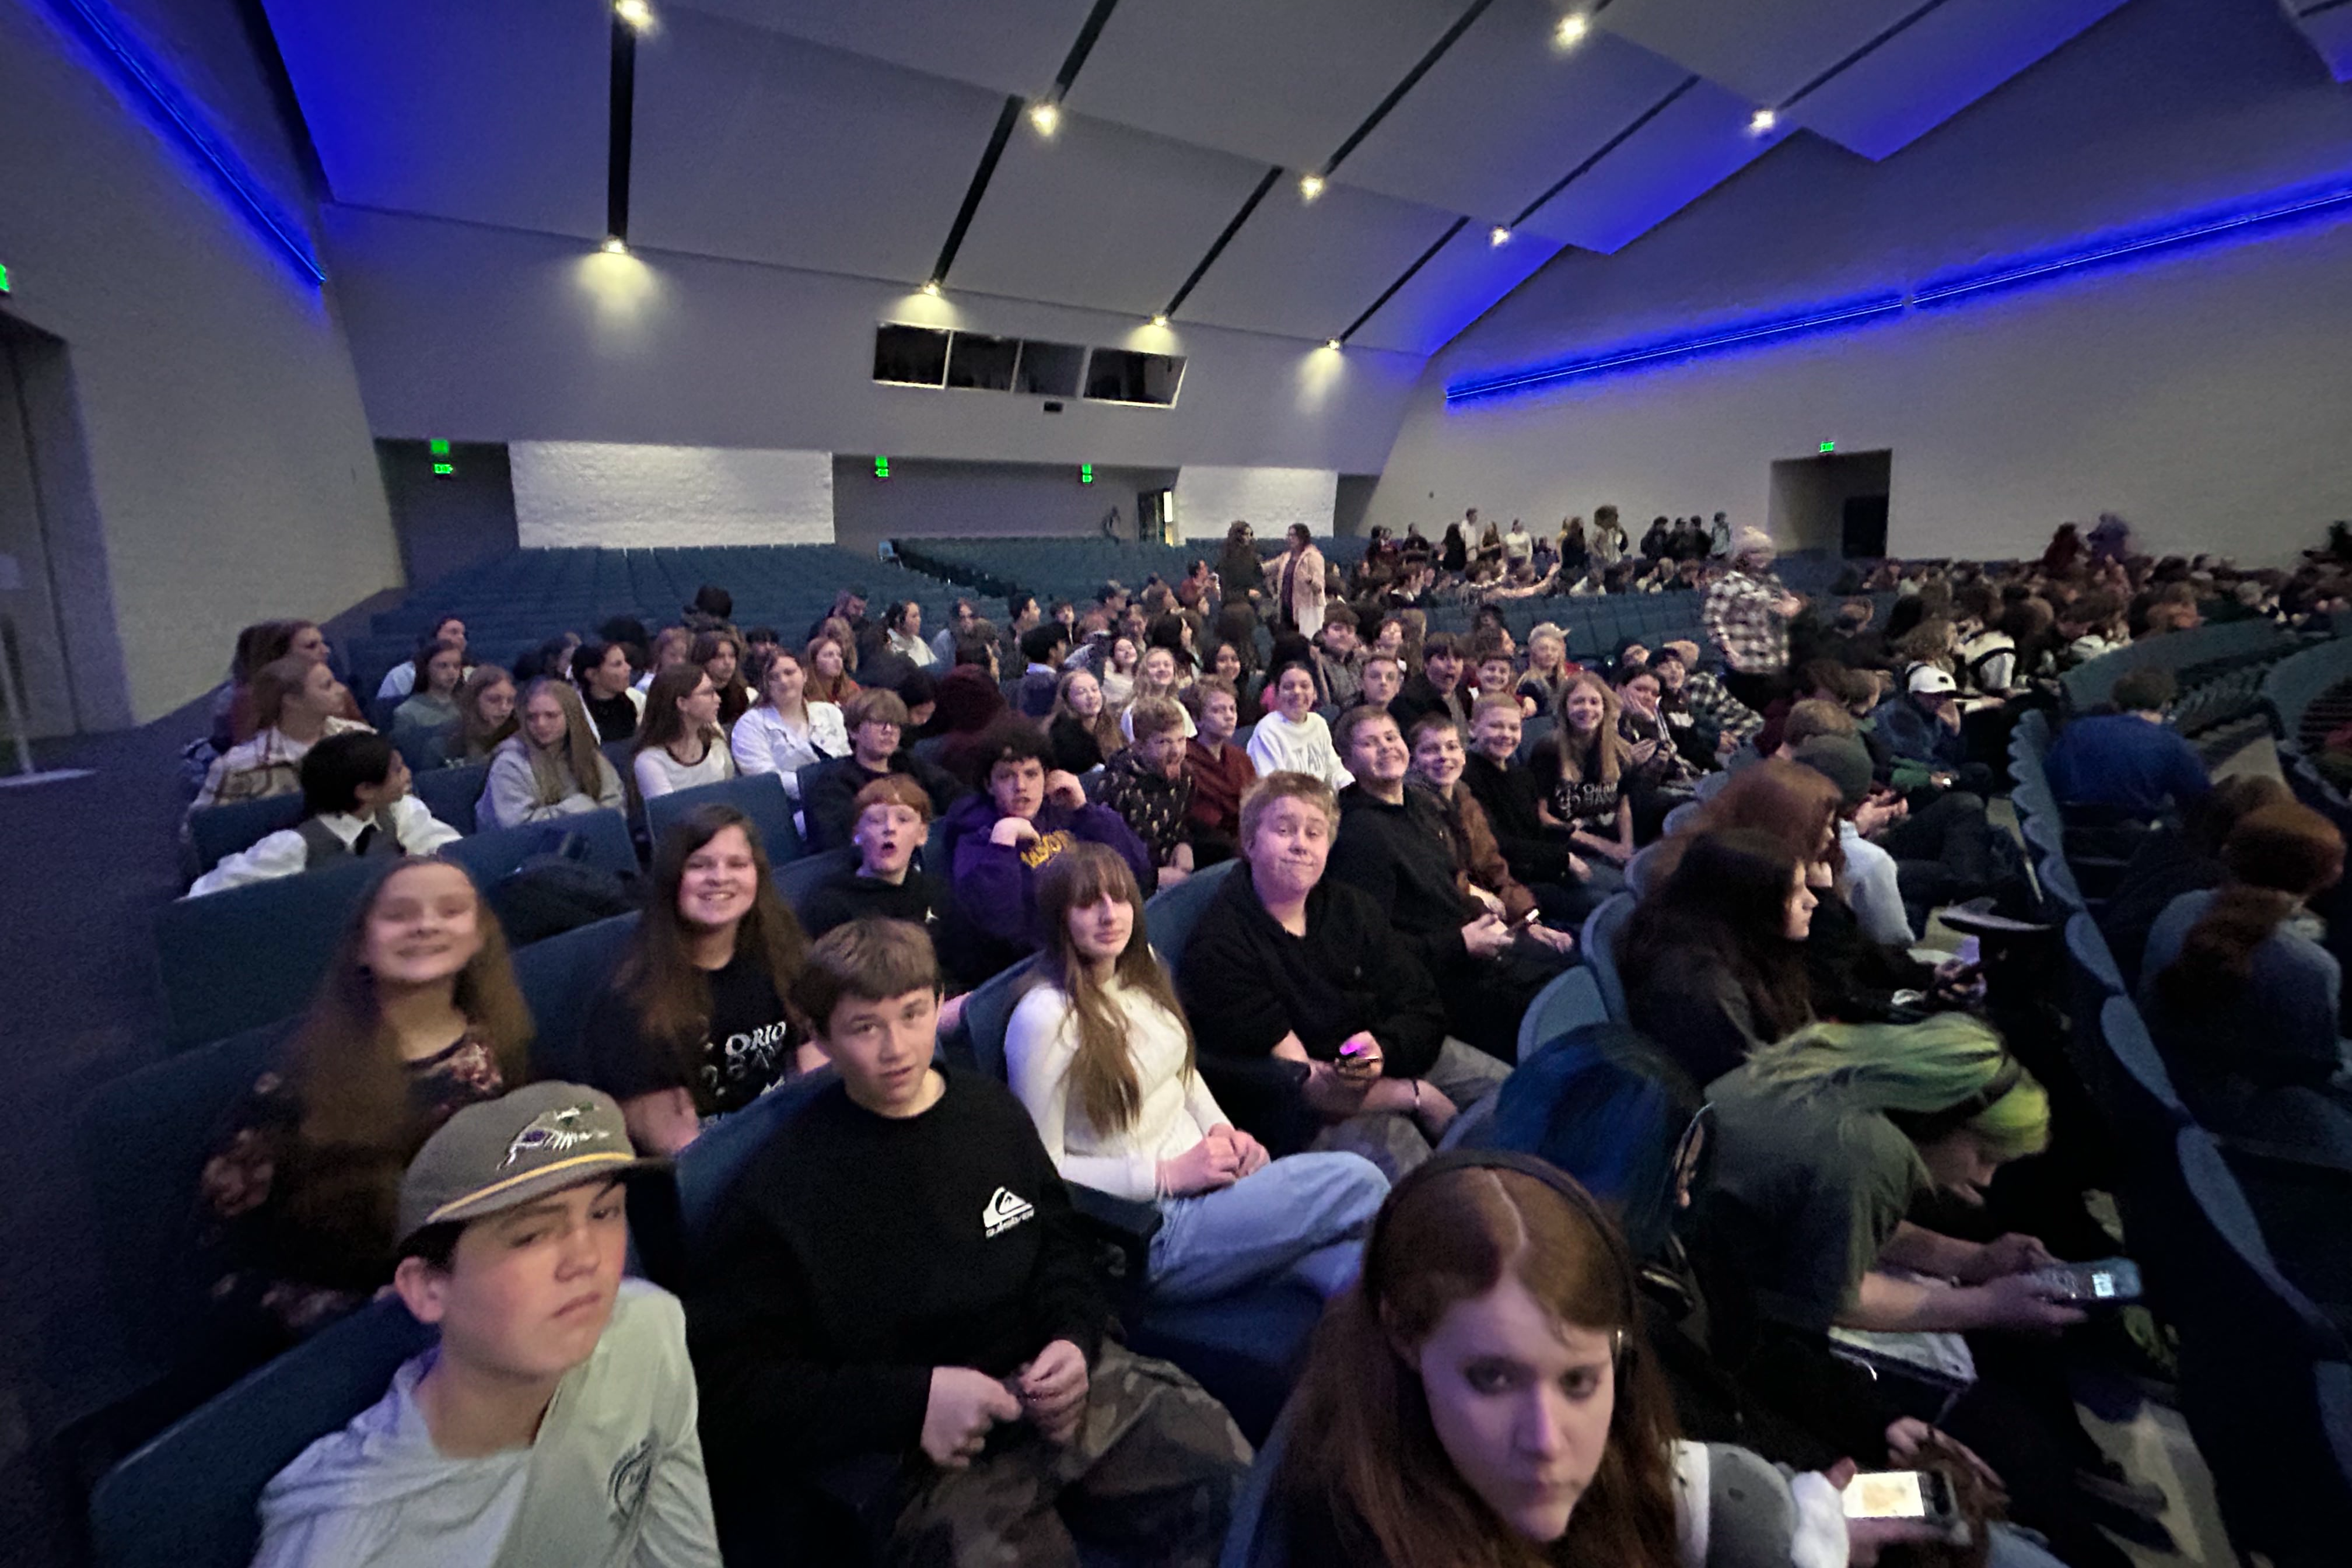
685, 918, 1248, 1563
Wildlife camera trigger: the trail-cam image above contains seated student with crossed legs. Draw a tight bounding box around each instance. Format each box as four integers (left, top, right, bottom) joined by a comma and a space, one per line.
190, 731, 461, 896
252, 1083, 720, 1567
686, 918, 1250, 1566
1007, 845, 1387, 1303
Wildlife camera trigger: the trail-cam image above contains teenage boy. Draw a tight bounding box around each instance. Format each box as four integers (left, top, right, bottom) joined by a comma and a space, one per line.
1348, 653, 1404, 714
190, 732, 460, 896
1016, 622, 1070, 718
1181, 677, 1258, 864
1388, 632, 1468, 733
1099, 696, 1197, 887
1310, 606, 1363, 708
686, 920, 1249, 1564
253, 1084, 719, 1567
799, 687, 964, 852
794, 775, 951, 940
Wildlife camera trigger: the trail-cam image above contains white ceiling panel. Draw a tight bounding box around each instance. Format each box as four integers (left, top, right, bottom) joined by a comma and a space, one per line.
950, 112, 1273, 317
1065, 0, 1475, 172
260, 0, 608, 238
1178, 181, 1461, 340
1349, 223, 1569, 355
662, 0, 1094, 99
1516, 76, 1774, 253
1786, 0, 2134, 160
1339, 0, 1695, 221
1597, 0, 1927, 109
631, 15, 1001, 281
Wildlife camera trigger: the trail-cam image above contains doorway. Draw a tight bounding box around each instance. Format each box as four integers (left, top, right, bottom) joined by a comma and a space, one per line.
1768, 449, 1891, 558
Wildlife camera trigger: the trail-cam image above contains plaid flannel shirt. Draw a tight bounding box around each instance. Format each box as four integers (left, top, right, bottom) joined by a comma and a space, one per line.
1681, 671, 1765, 746
1702, 569, 1792, 674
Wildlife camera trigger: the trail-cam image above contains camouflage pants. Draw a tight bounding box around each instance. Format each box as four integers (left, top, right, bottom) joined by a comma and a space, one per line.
885, 1343, 1252, 1568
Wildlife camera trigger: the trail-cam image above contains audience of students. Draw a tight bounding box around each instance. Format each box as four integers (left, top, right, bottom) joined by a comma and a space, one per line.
1622, 830, 1817, 1084
1245, 662, 1352, 791
191, 732, 461, 895
2045, 668, 2211, 816
1045, 666, 1124, 774
443, 664, 517, 766
797, 687, 964, 852
251, 1084, 719, 1567
726, 647, 847, 802
1097, 695, 1198, 888
370, 615, 469, 708
570, 638, 645, 743
1534, 671, 1637, 869
388, 638, 467, 742
191, 656, 373, 816
631, 666, 740, 802
478, 678, 627, 828
685, 919, 1251, 1563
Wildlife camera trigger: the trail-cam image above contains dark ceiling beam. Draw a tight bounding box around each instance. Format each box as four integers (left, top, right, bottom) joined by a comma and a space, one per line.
1336, 216, 1466, 343
606, 13, 637, 243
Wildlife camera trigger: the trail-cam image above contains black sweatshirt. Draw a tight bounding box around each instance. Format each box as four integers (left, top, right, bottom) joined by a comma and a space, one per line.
684, 1069, 1106, 1482
1461, 752, 1580, 884
1177, 863, 1447, 1152
1326, 784, 1482, 980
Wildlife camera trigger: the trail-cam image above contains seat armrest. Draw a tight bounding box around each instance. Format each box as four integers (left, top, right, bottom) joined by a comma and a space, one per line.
1069, 1182, 1163, 1282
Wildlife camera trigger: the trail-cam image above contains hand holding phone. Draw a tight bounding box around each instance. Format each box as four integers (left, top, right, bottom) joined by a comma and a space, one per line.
2025, 1258, 2142, 1304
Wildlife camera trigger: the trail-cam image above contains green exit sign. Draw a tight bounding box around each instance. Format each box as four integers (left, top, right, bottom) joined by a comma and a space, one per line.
429, 438, 450, 456
1818, 440, 1836, 454
432, 463, 454, 477
0, 262, 12, 294
1080, 463, 1094, 485
874, 456, 891, 479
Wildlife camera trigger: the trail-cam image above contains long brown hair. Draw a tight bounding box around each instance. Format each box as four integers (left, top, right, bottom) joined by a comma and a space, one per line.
1027, 844, 1192, 1136
1279, 1158, 1681, 1568
250, 656, 316, 733
514, 677, 611, 806
1649, 758, 1843, 888
621, 805, 810, 1084
1049, 667, 1126, 760
281, 860, 533, 1249
453, 664, 516, 760
634, 664, 723, 761
1622, 829, 1813, 1041
2156, 804, 2344, 1014
691, 629, 751, 726
1552, 671, 1632, 788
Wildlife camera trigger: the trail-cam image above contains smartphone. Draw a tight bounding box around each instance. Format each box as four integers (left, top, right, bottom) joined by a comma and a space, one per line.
2028, 1258, 2143, 1304
1844, 1469, 1958, 1524
1338, 1039, 1370, 1059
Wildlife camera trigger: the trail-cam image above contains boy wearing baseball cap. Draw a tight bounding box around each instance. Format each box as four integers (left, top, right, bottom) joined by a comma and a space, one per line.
252, 1084, 720, 1567
685, 918, 1248, 1564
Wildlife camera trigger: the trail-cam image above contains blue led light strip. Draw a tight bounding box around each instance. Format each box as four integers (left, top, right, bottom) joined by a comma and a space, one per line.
53, 0, 327, 283
1448, 173, 2352, 405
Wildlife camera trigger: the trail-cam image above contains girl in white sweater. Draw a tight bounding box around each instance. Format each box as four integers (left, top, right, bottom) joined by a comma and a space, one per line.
632, 665, 738, 802
1245, 662, 1352, 792
1006, 844, 1386, 1303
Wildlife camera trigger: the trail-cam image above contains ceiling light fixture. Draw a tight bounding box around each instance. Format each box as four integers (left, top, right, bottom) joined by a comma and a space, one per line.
614, 0, 653, 30
1555, 15, 1590, 48
1326, 338, 1342, 351
1749, 108, 1778, 134
1150, 314, 1170, 327
1027, 99, 1060, 136
921, 280, 942, 298
600, 236, 628, 255
1299, 172, 1326, 202
1490, 225, 1512, 247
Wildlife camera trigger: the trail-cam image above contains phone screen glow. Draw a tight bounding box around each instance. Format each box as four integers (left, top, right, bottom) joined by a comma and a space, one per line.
2092, 1273, 2115, 1298
1844, 1472, 1927, 1518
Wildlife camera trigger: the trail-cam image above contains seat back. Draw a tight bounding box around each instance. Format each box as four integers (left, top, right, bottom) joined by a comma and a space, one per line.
410, 760, 488, 835
673, 1070, 841, 1249
1515, 967, 1609, 1063
77, 1020, 295, 1375
154, 859, 386, 1049
644, 771, 804, 866
1146, 860, 1239, 985
1218, 1416, 1292, 1568
186, 795, 306, 875
955, 957, 1038, 1081
88, 1297, 435, 1568
1514, 712, 1554, 763
1580, 893, 1635, 1022
517, 914, 641, 1082
2096, 997, 2191, 1167
776, 846, 859, 921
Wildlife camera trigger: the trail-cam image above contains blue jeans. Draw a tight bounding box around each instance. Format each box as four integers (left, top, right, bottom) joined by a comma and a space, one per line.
1146, 1152, 1388, 1304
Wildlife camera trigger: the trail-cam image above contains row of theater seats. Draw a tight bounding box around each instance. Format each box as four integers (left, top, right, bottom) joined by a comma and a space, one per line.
86, 855, 1366, 1568
2011, 706, 2352, 1566
2266, 634, 2352, 814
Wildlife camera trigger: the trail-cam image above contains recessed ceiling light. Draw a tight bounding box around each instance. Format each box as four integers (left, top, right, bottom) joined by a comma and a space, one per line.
921, 280, 942, 298
1555, 15, 1590, 47
600, 236, 628, 254
1150, 314, 1170, 327
1299, 172, 1326, 202
1749, 108, 1778, 134
1027, 99, 1060, 136
614, 0, 653, 30
1326, 338, 1342, 351
1490, 225, 1512, 247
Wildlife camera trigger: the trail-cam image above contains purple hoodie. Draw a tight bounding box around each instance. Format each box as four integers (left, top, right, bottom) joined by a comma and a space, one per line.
940, 790, 1154, 950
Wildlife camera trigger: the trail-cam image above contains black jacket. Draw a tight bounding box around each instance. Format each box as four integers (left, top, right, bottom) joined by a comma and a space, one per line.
1461, 752, 1578, 884
799, 751, 964, 852
1325, 785, 1481, 980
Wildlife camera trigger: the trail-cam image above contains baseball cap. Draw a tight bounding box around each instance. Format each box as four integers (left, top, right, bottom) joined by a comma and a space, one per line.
1907, 666, 1958, 695
397, 1083, 666, 1248
1790, 734, 1875, 808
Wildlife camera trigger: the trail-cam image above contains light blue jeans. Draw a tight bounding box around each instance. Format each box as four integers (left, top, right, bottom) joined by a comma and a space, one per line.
1146, 1152, 1388, 1304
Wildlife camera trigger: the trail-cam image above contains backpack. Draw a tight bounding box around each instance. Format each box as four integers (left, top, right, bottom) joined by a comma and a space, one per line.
488, 831, 642, 944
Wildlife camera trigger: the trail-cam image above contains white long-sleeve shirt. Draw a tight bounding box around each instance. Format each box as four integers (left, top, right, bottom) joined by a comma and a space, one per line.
188, 797, 464, 897
729, 702, 848, 799
634, 738, 736, 802
1245, 710, 1353, 792
1006, 977, 1228, 1201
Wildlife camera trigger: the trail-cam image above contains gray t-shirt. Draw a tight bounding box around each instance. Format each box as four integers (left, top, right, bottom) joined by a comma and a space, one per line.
1698, 1070, 1929, 1334
253, 1279, 720, 1568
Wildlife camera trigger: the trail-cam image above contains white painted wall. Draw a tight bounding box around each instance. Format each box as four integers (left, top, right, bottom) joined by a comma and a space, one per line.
1, 0, 400, 724
1369, 0, 2352, 568
1175, 467, 1339, 542
832, 459, 1179, 553
510, 442, 832, 547
323, 206, 1422, 479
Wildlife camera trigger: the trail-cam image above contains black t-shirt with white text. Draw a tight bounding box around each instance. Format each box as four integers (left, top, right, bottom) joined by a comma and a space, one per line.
580, 950, 797, 1118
